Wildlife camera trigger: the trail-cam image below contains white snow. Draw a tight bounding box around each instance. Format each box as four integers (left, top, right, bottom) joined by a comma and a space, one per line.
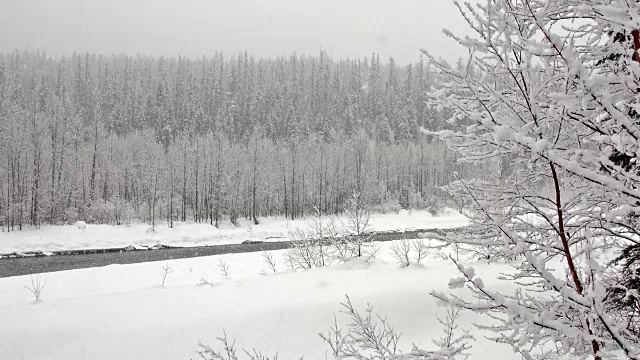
74, 221, 87, 230
0, 210, 468, 255
0, 242, 518, 360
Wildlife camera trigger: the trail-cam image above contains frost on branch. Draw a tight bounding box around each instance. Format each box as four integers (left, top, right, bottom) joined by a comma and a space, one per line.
197, 329, 286, 360
423, 0, 640, 357
199, 295, 473, 359
341, 190, 376, 260
389, 239, 432, 267
604, 243, 640, 340
432, 308, 473, 360
286, 197, 378, 270
320, 295, 474, 359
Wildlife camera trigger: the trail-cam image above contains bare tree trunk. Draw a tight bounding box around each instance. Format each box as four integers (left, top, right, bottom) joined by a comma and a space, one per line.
49, 124, 57, 224
182, 139, 187, 222
549, 162, 600, 360
7, 155, 13, 231
324, 156, 329, 214
632, 29, 640, 64
151, 161, 159, 232
29, 129, 42, 229
208, 143, 214, 225
230, 168, 241, 226
318, 148, 323, 214
251, 137, 259, 225
214, 137, 221, 228
194, 140, 200, 222
89, 123, 98, 203
291, 144, 295, 220
19, 157, 25, 230
333, 152, 340, 214
281, 147, 288, 219
169, 160, 174, 228
56, 114, 67, 220
301, 168, 305, 217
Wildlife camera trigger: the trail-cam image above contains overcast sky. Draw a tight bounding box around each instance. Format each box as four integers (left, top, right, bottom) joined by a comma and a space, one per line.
0, 0, 470, 64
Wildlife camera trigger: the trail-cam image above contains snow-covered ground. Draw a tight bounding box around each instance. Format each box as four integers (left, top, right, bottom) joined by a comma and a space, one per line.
0, 209, 468, 255
0, 241, 520, 360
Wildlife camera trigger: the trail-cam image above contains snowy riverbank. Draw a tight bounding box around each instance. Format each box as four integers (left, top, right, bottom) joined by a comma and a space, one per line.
0, 209, 468, 255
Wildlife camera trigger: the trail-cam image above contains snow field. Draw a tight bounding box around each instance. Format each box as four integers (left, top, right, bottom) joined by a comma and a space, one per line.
0, 241, 520, 360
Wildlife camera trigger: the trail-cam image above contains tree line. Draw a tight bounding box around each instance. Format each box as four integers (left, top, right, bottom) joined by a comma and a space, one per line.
0, 51, 483, 230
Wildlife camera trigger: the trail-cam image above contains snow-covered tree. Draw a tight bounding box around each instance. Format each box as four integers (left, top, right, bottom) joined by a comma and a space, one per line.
426, 0, 640, 358
0, 50, 473, 229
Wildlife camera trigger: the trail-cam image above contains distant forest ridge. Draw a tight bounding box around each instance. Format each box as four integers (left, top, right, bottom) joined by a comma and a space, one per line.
0, 50, 463, 142
0, 51, 483, 229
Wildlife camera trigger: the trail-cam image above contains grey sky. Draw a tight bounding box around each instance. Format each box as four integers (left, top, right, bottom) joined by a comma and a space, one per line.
0, 0, 470, 64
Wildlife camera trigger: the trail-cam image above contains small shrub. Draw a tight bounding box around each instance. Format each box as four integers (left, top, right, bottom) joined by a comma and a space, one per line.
261, 251, 278, 274
160, 263, 173, 286
24, 274, 46, 302
218, 260, 231, 279
287, 228, 318, 270
198, 330, 283, 360
199, 295, 474, 359
413, 239, 431, 264
390, 240, 412, 267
